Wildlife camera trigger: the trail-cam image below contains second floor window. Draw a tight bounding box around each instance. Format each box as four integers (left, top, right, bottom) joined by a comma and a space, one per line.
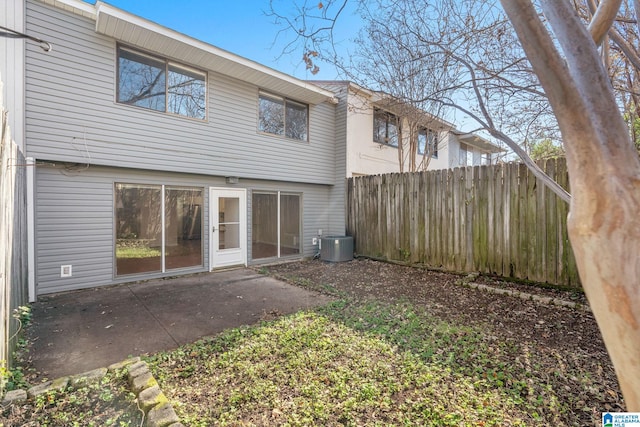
117, 46, 206, 120
258, 93, 308, 141
459, 143, 474, 166
373, 108, 399, 147
418, 128, 438, 158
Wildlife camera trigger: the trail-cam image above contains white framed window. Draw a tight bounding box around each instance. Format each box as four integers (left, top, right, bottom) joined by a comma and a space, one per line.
418, 128, 438, 158
258, 92, 308, 141
373, 108, 399, 147
117, 46, 207, 119
459, 143, 471, 166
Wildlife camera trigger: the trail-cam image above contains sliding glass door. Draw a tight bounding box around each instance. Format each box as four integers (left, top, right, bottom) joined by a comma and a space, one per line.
115, 183, 203, 276
252, 192, 301, 260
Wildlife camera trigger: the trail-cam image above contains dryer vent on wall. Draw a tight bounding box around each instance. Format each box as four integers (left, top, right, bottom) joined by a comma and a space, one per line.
320, 236, 354, 262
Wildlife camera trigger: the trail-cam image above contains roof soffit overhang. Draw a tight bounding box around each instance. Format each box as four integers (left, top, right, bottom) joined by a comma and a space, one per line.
39, 0, 336, 105
455, 132, 504, 153
38, 0, 96, 20
371, 95, 455, 131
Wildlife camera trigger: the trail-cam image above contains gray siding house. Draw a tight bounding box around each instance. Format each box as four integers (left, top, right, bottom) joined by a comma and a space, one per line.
7, 0, 346, 298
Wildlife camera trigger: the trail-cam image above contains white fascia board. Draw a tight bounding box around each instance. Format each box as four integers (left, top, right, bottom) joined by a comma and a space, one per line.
455, 132, 504, 153
37, 0, 96, 20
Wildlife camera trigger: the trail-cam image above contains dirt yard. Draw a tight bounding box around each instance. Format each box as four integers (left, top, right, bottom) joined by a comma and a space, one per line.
262, 257, 624, 416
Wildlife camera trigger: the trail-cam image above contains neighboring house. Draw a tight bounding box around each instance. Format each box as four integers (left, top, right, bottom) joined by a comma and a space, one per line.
312, 81, 503, 177
2, 0, 347, 298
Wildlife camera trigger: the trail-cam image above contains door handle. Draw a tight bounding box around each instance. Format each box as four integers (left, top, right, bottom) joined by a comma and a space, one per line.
212, 226, 216, 232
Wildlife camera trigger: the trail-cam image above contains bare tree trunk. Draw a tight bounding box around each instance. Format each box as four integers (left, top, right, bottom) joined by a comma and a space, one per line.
502, 0, 640, 410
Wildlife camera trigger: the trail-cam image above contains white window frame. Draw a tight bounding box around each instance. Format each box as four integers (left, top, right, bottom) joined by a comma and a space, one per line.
116, 45, 207, 120
258, 91, 309, 141
373, 108, 400, 147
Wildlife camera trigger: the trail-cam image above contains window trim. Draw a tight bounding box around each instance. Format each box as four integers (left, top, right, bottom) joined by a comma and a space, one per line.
251, 190, 303, 260
113, 182, 205, 278
116, 45, 208, 120
257, 91, 309, 142
373, 108, 400, 147
418, 127, 439, 159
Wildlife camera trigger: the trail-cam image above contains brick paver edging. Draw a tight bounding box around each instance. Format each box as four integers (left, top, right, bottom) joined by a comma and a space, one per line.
455, 272, 590, 312
1, 357, 183, 427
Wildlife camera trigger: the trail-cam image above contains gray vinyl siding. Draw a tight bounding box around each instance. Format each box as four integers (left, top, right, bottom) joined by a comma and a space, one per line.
35, 165, 212, 295
25, 0, 337, 185
331, 85, 349, 236
35, 164, 331, 295
28, 0, 346, 295
310, 82, 349, 236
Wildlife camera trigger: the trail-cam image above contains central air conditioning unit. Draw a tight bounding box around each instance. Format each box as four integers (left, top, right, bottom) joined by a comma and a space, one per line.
320, 236, 354, 262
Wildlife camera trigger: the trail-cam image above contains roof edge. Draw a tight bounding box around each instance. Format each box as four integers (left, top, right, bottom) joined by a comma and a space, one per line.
38, 0, 337, 105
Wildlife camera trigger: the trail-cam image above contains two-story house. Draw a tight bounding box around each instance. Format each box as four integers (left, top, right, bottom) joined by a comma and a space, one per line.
314, 81, 503, 177
3, 0, 347, 299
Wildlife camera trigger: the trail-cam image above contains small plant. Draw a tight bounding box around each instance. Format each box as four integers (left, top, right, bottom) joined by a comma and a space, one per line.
399, 247, 411, 262
1, 367, 142, 425
13, 305, 32, 325
0, 359, 8, 393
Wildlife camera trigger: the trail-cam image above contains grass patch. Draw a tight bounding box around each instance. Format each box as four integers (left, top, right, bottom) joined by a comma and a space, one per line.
147, 298, 607, 426
6, 293, 608, 425
148, 308, 538, 426
115, 246, 161, 259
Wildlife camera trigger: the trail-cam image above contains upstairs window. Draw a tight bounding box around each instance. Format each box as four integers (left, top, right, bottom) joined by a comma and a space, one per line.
373, 108, 399, 147
418, 128, 438, 158
258, 92, 308, 141
459, 143, 474, 166
117, 46, 206, 120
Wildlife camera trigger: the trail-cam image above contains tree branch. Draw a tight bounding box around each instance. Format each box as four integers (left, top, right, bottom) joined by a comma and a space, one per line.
588, 0, 623, 46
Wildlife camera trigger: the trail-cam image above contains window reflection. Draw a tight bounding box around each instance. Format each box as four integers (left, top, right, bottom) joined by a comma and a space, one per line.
219, 197, 240, 250
117, 46, 206, 119
258, 92, 308, 141
251, 193, 278, 258
115, 183, 203, 276
280, 194, 301, 256
115, 184, 162, 275
165, 187, 203, 269
118, 49, 166, 112
252, 192, 301, 259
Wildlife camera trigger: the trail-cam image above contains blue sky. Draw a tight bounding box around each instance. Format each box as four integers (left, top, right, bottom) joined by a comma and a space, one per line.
83, 0, 360, 81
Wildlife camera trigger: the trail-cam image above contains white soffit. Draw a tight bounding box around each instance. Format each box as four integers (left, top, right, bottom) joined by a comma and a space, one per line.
456, 132, 504, 153
91, 2, 335, 105
38, 0, 96, 20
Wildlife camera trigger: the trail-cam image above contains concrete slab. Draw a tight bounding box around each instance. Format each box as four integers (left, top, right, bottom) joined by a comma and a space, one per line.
26, 268, 332, 380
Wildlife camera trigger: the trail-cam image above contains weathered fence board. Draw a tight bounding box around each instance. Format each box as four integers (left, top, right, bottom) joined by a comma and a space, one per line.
346, 159, 580, 288
1, 79, 29, 382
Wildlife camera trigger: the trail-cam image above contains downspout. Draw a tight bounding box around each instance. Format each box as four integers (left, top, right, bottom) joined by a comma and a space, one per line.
26, 156, 35, 302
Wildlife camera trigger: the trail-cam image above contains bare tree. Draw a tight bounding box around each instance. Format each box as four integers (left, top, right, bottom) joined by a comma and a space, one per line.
272, 0, 640, 409
502, 0, 640, 410
270, 0, 572, 202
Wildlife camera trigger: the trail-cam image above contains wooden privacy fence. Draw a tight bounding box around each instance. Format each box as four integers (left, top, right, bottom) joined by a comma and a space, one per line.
0, 78, 29, 380
346, 159, 581, 288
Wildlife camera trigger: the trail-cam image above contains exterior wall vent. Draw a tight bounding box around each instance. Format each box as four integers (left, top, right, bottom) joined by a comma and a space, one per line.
60, 265, 72, 278
320, 236, 354, 262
